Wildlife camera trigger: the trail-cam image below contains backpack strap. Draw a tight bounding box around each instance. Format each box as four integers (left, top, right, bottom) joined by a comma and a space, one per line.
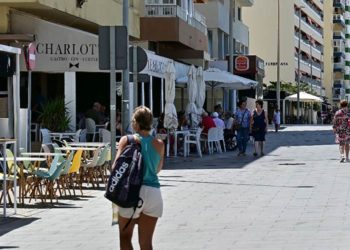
123, 198, 144, 231
126, 134, 136, 144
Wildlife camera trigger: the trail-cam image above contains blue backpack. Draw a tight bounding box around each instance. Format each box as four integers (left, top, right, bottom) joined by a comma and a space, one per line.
105, 135, 143, 210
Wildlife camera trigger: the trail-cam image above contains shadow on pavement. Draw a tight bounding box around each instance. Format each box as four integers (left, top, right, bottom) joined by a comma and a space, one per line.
163, 129, 334, 170
160, 178, 315, 189
0, 217, 39, 236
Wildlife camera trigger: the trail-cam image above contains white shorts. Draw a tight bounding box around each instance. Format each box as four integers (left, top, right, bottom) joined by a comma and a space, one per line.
118, 185, 163, 219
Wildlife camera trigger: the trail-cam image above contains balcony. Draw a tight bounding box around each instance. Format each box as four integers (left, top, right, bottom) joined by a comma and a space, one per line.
333, 14, 345, 26
302, 0, 323, 21
141, 0, 208, 58
334, 0, 345, 9
334, 45, 345, 58
333, 31, 345, 40
334, 80, 344, 89
334, 61, 345, 72
144, 0, 207, 35
237, 0, 254, 7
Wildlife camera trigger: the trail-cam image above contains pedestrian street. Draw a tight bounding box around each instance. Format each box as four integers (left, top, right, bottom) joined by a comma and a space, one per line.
3, 125, 350, 250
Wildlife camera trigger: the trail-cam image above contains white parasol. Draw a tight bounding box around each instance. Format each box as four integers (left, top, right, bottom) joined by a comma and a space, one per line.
195, 66, 206, 119
185, 65, 198, 128
164, 61, 178, 129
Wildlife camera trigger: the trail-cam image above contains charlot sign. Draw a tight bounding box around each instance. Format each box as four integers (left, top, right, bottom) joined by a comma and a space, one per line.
10, 11, 175, 78
11, 12, 99, 72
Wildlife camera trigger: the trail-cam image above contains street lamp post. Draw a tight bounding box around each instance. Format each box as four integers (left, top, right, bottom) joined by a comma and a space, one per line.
276, 0, 280, 110
229, 0, 236, 112
297, 5, 305, 123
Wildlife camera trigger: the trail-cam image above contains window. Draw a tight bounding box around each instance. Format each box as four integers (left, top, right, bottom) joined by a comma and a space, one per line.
208, 30, 213, 58
237, 7, 241, 21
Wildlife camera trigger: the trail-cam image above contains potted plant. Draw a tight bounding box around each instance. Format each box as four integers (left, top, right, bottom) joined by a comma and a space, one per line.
38, 98, 71, 132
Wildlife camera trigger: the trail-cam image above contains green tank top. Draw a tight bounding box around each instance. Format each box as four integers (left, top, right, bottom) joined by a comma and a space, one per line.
137, 134, 161, 188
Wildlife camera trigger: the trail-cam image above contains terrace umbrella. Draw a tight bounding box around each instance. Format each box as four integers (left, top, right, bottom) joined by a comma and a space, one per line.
195, 66, 205, 119
164, 61, 178, 130
177, 67, 258, 109
185, 65, 198, 128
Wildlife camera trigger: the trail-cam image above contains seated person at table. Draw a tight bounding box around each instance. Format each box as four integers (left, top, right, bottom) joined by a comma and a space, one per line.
200, 112, 216, 136
157, 113, 167, 134
211, 112, 225, 129
106, 112, 122, 136
177, 111, 189, 131
85, 102, 104, 125
214, 104, 223, 119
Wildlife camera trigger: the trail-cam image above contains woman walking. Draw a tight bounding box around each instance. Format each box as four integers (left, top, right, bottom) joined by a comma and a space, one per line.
234, 99, 251, 156
251, 99, 268, 156
116, 106, 164, 249
333, 100, 350, 163
273, 108, 281, 132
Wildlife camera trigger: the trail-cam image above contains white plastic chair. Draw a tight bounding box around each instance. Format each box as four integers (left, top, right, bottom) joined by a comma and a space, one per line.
85, 118, 97, 142
40, 128, 52, 144
202, 128, 221, 154
217, 128, 226, 152
183, 127, 203, 157
99, 129, 111, 143
79, 129, 87, 142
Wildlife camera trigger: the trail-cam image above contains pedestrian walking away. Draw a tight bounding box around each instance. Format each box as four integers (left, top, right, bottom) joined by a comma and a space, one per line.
332, 100, 350, 163
251, 99, 268, 157
115, 106, 165, 250
234, 98, 251, 156
273, 108, 281, 132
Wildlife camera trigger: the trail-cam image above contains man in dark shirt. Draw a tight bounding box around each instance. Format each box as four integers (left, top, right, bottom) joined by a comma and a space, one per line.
85, 102, 103, 124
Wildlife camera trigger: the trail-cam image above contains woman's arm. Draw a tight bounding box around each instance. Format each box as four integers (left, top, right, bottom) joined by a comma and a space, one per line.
115, 135, 128, 160
152, 138, 165, 173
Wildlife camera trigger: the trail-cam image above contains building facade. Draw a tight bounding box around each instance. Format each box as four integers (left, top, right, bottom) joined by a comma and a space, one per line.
195, 0, 254, 60
323, 0, 334, 104
330, 0, 346, 103
243, 0, 325, 96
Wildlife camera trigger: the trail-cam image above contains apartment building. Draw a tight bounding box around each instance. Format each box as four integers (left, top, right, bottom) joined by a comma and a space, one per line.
328, 0, 346, 103
195, 0, 254, 60
243, 0, 324, 96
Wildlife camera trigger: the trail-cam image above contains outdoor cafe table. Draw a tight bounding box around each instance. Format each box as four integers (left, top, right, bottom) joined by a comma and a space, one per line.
50, 132, 76, 140
21, 152, 65, 157
0, 139, 16, 217
0, 157, 46, 205
56, 147, 100, 151
67, 142, 107, 148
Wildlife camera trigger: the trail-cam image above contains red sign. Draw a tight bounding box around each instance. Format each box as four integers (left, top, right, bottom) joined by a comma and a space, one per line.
235, 56, 249, 71
24, 43, 36, 71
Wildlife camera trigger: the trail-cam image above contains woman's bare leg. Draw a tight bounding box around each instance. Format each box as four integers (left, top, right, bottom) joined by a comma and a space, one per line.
254, 141, 259, 156
138, 213, 158, 250
118, 216, 137, 250
345, 144, 350, 159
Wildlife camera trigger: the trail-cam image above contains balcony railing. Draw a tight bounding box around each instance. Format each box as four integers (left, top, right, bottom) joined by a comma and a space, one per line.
145, 2, 207, 35
296, 13, 323, 36
302, 0, 323, 21
333, 31, 345, 40
300, 75, 322, 86
333, 14, 345, 25
334, 0, 345, 9
334, 80, 344, 88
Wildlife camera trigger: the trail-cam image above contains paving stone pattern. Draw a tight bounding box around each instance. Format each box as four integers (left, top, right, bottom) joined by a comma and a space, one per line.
2, 125, 350, 250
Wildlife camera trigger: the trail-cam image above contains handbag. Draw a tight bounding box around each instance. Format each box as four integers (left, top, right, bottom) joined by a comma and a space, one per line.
234, 110, 247, 130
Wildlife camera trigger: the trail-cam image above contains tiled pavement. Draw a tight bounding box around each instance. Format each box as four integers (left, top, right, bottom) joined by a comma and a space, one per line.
2, 125, 350, 250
